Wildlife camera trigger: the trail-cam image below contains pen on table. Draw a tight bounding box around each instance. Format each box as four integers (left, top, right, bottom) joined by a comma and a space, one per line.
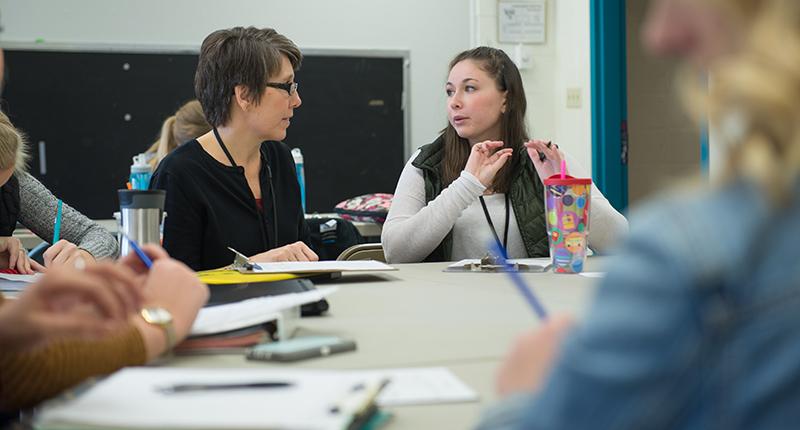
122, 233, 153, 269
489, 240, 548, 321
158, 381, 292, 394
52, 199, 63, 243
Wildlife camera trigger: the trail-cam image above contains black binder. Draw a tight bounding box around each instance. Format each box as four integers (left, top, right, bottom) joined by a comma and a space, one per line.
206, 278, 329, 317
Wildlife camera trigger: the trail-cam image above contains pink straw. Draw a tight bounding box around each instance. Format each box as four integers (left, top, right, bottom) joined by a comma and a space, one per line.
560, 159, 566, 179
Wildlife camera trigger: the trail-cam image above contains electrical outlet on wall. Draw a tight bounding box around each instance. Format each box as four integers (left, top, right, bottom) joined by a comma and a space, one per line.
566, 87, 582, 109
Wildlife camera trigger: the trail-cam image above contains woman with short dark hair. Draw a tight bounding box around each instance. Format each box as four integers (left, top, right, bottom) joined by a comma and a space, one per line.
151, 27, 317, 271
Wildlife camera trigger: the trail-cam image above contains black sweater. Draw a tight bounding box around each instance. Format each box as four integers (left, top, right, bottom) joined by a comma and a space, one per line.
150, 139, 310, 271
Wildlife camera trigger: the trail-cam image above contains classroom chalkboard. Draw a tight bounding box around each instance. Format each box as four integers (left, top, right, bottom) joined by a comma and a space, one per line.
0, 46, 406, 219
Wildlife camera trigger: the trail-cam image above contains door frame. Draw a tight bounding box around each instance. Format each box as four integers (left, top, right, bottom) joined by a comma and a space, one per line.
590, 0, 628, 211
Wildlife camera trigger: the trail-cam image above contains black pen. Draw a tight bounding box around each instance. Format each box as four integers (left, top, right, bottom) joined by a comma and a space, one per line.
158, 381, 292, 394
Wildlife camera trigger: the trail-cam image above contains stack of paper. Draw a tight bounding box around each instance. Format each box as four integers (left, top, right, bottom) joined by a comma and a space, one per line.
445, 258, 552, 272
35, 367, 387, 430
190, 286, 338, 336
372, 367, 479, 406
246, 260, 395, 275
35, 367, 478, 429
0, 272, 42, 292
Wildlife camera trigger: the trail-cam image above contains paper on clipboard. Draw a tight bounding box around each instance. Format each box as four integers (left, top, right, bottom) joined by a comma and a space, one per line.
445, 258, 552, 273
243, 260, 396, 275
35, 367, 388, 430
190, 286, 338, 336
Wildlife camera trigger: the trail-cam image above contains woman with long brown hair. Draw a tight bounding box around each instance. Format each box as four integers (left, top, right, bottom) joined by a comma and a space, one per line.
382, 47, 627, 263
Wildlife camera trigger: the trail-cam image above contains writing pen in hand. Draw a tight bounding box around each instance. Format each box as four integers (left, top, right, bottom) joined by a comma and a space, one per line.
122, 233, 153, 269
52, 199, 63, 244
158, 381, 292, 394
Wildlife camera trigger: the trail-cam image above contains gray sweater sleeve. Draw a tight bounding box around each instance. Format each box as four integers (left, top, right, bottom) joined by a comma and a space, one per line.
382, 150, 486, 263
16, 172, 119, 260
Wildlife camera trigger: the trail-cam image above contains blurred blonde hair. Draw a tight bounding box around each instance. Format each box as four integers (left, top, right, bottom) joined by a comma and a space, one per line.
146, 100, 210, 169
0, 110, 30, 173
702, 0, 800, 204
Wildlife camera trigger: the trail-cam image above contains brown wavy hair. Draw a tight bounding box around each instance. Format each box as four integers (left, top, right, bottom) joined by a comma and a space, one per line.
195, 27, 302, 127
705, 0, 800, 205
440, 47, 529, 193
0, 110, 29, 173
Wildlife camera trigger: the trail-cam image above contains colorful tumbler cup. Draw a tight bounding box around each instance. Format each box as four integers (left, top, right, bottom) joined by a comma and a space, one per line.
543, 175, 591, 273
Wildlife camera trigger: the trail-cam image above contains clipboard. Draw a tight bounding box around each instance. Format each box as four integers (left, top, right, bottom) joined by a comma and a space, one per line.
444, 257, 552, 273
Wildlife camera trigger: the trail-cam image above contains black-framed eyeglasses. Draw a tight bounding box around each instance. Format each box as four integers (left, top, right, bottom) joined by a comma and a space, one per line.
265, 82, 299, 96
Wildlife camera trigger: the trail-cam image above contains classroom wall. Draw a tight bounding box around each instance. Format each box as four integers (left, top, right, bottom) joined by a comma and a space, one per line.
626, 0, 700, 205
0, 0, 599, 179
471, 0, 594, 177
0, 0, 471, 161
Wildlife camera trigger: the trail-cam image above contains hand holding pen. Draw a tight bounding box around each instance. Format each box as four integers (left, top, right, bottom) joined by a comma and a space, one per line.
525, 139, 568, 183
487, 240, 575, 397
119, 240, 169, 274
495, 314, 574, 396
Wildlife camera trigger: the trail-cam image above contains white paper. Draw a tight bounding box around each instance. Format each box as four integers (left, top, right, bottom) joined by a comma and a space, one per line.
36, 367, 478, 430
498, 0, 547, 44
190, 286, 338, 336
250, 260, 395, 274
372, 367, 479, 406
447, 257, 552, 269
0, 272, 43, 292
36, 367, 386, 430
578, 272, 606, 278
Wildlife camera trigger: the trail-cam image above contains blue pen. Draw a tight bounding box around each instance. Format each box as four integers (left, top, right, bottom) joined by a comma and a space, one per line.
122, 233, 153, 269
52, 199, 63, 243
489, 240, 548, 320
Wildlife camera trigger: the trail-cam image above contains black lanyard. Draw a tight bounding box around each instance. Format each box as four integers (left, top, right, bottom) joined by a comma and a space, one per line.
479, 194, 510, 251
213, 127, 239, 168
212, 127, 277, 249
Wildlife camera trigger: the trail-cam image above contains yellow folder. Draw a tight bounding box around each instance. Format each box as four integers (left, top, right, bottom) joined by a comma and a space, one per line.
196, 268, 298, 285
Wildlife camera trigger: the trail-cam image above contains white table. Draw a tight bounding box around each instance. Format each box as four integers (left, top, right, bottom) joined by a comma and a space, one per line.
170, 261, 604, 429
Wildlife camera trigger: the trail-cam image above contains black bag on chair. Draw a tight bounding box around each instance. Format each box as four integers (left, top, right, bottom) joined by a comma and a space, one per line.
306, 217, 365, 261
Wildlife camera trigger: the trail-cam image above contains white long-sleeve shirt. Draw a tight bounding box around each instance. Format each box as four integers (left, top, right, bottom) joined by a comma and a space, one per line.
382, 149, 629, 263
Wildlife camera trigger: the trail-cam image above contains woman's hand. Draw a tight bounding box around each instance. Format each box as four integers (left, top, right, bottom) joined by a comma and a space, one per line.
44, 240, 96, 268
495, 315, 574, 397
118, 244, 170, 275
525, 139, 568, 183
464, 140, 514, 187
0, 236, 45, 274
251, 241, 319, 262
0, 263, 144, 352
134, 258, 209, 360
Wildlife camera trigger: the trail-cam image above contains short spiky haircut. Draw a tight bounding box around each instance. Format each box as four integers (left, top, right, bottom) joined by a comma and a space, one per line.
194, 27, 302, 127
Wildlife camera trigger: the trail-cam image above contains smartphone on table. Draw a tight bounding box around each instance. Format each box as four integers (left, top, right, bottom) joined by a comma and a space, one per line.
246, 336, 357, 362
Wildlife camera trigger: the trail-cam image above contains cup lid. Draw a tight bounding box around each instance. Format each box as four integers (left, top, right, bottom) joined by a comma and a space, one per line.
118, 189, 166, 209
543, 174, 592, 186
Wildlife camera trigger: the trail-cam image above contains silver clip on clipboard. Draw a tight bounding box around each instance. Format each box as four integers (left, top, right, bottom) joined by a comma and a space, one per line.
228, 247, 262, 273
